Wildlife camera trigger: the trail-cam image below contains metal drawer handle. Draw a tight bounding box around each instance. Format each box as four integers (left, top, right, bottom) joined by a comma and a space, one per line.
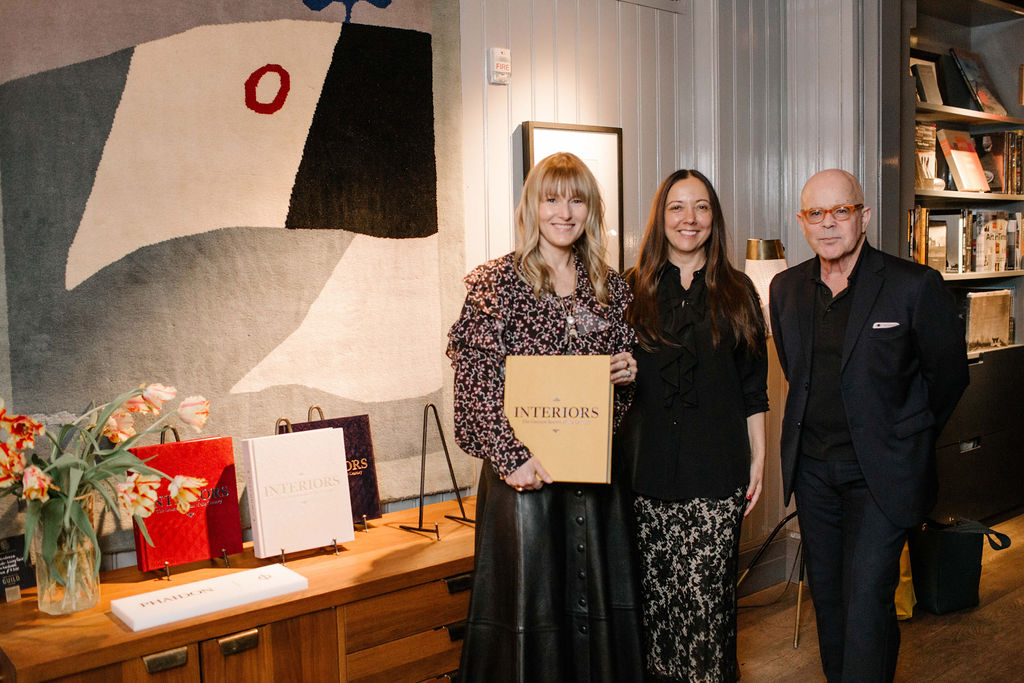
444, 620, 467, 642
443, 572, 473, 594
218, 628, 260, 656
142, 646, 189, 674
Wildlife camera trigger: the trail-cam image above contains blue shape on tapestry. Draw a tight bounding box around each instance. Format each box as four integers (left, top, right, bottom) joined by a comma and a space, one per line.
302, 0, 392, 24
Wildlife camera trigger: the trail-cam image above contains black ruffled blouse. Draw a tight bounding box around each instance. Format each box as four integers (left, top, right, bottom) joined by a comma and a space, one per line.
631, 263, 769, 501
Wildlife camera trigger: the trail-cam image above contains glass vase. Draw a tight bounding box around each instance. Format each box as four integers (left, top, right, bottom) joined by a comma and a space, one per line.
31, 527, 100, 615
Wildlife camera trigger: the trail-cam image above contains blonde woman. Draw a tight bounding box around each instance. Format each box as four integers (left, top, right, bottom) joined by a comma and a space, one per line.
448, 152, 642, 681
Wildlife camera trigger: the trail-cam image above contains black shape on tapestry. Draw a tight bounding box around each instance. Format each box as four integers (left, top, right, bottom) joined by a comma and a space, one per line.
286, 23, 437, 238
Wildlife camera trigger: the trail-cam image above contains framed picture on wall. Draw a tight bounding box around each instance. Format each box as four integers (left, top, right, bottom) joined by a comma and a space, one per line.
522, 121, 624, 272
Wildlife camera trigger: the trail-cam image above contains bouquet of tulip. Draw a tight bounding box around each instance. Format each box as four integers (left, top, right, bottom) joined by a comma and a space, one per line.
0, 384, 211, 601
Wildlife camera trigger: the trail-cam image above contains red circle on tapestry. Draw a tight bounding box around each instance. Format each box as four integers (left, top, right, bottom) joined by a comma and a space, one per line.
245, 64, 290, 114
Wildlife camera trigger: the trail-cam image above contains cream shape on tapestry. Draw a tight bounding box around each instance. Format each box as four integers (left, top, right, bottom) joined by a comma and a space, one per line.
66, 20, 341, 290
230, 233, 443, 402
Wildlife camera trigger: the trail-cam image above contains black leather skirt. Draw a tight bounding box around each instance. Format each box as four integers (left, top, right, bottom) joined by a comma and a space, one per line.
458, 458, 644, 682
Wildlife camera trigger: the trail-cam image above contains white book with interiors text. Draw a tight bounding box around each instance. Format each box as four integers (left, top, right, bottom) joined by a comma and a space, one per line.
242, 428, 354, 558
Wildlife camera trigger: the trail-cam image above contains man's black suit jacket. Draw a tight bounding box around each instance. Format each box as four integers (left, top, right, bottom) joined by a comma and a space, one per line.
768, 243, 969, 528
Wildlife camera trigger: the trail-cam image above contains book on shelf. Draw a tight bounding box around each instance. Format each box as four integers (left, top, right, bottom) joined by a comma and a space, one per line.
915, 123, 939, 190
936, 128, 990, 193
1008, 215, 1022, 271
1011, 131, 1024, 195
972, 212, 1009, 273
928, 209, 968, 274
242, 427, 354, 559
503, 354, 614, 483
908, 206, 928, 264
0, 535, 35, 602
128, 436, 243, 572
911, 62, 944, 105
950, 48, 1008, 117
949, 288, 1013, 352
974, 133, 1004, 192
277, 413, 382, 521
937, 53, 979, 111
927, 222, 947, 273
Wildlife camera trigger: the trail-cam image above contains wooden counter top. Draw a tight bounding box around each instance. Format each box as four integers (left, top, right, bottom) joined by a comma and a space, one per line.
0, 497, 476, 682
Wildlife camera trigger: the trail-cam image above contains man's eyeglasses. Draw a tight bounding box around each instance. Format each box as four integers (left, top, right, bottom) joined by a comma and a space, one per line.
799, 203, 863, 224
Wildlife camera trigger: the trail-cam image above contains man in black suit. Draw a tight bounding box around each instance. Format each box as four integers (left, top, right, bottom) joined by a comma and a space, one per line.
768, 169, 968, 682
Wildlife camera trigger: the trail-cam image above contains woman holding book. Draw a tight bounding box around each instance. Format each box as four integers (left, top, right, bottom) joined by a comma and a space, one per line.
625, 169, 768, 681
447, 152, 642, 682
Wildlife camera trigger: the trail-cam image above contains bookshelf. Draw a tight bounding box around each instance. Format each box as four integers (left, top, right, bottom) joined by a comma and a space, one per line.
906, 2, 1024, 348
896, 0, 1024, 523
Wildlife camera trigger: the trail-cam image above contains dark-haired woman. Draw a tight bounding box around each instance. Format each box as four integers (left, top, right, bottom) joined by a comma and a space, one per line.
448, 152, 643, 682
625, 170, 768, 681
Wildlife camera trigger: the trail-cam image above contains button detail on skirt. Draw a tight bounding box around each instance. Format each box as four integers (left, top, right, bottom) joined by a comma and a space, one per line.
576, 543, 585, 552
575, 516, 585, 525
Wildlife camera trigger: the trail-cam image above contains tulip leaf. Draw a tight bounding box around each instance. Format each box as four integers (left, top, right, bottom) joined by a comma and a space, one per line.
61, 468, 85, 528
69, 500, 101, 578
135, 515, 155, 547
22, 502, 40, 563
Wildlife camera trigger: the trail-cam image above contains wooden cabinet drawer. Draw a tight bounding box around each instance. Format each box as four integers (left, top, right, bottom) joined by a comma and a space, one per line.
51, 644, 200, 682
200, 608, 340, 683
342, 574, 471, 652
345, 625, 463, 683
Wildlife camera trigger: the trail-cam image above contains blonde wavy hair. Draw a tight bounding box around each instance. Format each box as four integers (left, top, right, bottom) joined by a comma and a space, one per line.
514, 152, 611, 304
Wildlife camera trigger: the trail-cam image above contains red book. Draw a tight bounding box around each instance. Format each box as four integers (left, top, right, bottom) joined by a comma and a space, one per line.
129, 436, 243, 572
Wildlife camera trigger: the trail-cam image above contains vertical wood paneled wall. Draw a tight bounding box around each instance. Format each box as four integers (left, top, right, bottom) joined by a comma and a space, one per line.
459, 0, 882, 277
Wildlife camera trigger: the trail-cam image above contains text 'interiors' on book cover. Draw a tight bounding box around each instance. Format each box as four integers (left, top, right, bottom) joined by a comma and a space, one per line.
503, 354, 613, 484
242, 427, 354, 559
277, 413, 382, 521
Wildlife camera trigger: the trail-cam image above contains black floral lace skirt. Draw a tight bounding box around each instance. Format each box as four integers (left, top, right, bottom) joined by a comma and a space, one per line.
633, 487, 746, 682
459, 460, 644, 683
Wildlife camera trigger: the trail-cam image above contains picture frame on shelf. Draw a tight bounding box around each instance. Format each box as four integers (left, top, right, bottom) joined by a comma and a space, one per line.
911, 56, 943, 105
522, 121, 624, 271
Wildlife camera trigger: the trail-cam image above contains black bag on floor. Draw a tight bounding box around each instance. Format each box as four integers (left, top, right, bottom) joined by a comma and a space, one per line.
907, 519, 1011, 615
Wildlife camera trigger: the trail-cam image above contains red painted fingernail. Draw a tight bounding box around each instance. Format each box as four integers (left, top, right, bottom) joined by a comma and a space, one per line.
746, 494, 752, 500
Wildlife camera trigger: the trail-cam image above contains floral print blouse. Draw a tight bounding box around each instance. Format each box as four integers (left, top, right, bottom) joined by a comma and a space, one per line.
447, 252, 636, 478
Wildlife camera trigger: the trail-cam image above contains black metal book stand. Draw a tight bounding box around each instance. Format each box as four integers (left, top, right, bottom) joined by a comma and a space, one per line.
399, 403, 475, 537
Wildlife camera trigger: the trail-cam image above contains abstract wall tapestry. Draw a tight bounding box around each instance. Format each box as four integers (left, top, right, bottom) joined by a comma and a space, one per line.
0, 1, 468, 549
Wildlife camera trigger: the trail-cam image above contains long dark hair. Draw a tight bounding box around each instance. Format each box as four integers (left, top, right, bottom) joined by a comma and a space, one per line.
626, 169, 763, 353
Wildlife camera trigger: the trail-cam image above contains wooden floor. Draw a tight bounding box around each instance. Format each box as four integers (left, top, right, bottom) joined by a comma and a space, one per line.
736, 513, 1024, 682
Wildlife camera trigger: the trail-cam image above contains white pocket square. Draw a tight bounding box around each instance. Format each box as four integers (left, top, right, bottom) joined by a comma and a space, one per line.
872, 321, 900, 329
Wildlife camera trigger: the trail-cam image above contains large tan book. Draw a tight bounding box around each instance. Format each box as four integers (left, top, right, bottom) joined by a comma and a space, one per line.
503, 354, 613, 483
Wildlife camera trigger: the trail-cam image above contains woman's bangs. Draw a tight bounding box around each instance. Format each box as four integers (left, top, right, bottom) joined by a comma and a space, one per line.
539, 165, 590, 202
